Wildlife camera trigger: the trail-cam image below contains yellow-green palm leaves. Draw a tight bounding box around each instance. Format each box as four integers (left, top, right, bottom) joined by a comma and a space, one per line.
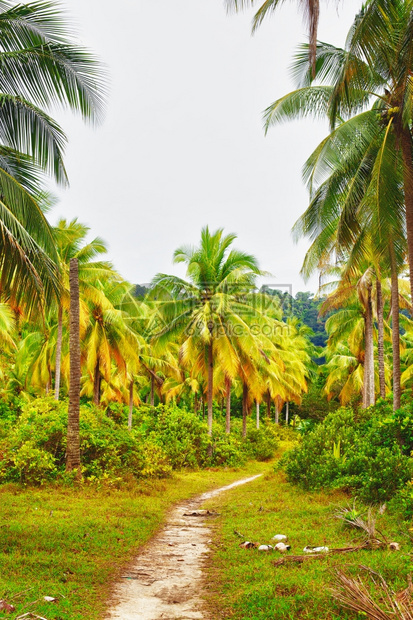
150, 227, 264, 434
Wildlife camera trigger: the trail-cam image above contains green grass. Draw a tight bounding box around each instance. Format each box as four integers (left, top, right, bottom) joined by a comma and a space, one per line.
0, 461, 266, 620
203, 448, 413, 620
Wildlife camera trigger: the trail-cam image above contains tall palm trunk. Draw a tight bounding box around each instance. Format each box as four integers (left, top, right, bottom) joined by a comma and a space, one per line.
363, 284, 375, 408
376, 278, 386, 399
54, 305, 63, 400
207, 341, 213, 436
275, 399, 280, 424
93, 359, 101, 406
400, 129, 413, 304
390, 242, 401, 410
266, 391, 271, 418
66, 258, 81, 474
225, 375, 231, 434
128, 378, 134, 430
242, 383, 248, 438
285, 401, 289, 424
256, 400, 260, 430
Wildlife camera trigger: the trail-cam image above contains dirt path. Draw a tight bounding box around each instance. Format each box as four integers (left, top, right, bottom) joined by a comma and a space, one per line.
106, 474, 262, 620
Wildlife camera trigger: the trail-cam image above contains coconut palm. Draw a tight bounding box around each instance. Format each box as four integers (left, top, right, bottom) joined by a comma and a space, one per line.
81, 277, 140, 406
225, 0, 342, 75
0, 1, 105, 308
321, 270, 378, 407
264, 0, 413, 308
265, 9, 412, 408
52, 219, 112, 400
294, 105, 406, 408
149, 227, 264, 435
67, 258, 80, 473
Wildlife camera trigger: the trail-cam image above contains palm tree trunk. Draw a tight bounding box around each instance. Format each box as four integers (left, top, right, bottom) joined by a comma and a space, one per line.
128, 379, 133, 430
207, 342, 213, 436
93, 360, 101, 406
363, 284, 375, 408
362, 347, 368, 407
376, 278, 386, 399
242, 383, 248, 438
54, 305, 63, 400
66, 258, 81, 474
266, 391, 271, 418
400, 129, 413, 304
225, 376, 231, 434
256, 400, 260, 430
390, 242, 401, 410
285, 401, 289, 424
275, 400, 280, 424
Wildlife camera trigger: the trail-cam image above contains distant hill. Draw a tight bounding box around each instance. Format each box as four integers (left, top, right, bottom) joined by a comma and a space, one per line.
133, 284, 149, 299
262, 288, 329, 348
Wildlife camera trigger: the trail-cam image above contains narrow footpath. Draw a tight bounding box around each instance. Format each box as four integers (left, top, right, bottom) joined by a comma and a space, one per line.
106, 474, 262, 620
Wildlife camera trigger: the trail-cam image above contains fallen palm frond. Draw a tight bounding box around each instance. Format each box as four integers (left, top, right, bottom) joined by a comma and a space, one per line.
335, 504, 388, 547
272, 543, 369, 567
331, 567, 413, 620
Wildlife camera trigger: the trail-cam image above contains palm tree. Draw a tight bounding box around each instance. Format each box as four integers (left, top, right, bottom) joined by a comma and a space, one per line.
264, 0, 413, 307
264, 5, 413, 408
53, 219, 111, 400
299, 113, 406, 408
81, 277, 140, 406
225, 0, 341, 75
149, 227, 263, 436
66, 258, 80, 474
0, 1, 105, 308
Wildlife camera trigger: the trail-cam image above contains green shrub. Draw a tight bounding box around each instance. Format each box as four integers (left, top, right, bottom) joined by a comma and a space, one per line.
144, 405, 210, 468
389, 481, 413, 520
210, 426, 245, 467
281, 405, 413, 503
139, 442, 172, 478
0, 442, 57, 485
245, 424, 279, 461
0, 398, 278, 485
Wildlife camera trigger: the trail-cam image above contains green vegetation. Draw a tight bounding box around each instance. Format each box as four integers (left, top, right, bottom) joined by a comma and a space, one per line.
203, 464, 411, 620
281, 402, 413, 503
0, 463, 266, 620
0, 398, 280, 484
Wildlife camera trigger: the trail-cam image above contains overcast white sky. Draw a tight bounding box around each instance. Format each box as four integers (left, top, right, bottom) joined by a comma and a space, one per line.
53, 0, 361, 295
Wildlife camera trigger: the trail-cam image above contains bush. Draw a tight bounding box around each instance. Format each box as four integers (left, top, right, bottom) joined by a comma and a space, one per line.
0, 442, 57, 485
142, 405, 210, 468
389, 481, 413, 520
245, 424, 279, 461
210, 425, 245, 467
280, 404, 413, 503
0, 398, 281, 485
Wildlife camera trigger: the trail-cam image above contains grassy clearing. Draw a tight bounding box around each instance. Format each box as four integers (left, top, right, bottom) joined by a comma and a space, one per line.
0, 461, 266, 620
203, 448, 412, 620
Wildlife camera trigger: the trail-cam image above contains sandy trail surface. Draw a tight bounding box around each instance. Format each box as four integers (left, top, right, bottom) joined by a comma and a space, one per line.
106, 474, 262, 620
